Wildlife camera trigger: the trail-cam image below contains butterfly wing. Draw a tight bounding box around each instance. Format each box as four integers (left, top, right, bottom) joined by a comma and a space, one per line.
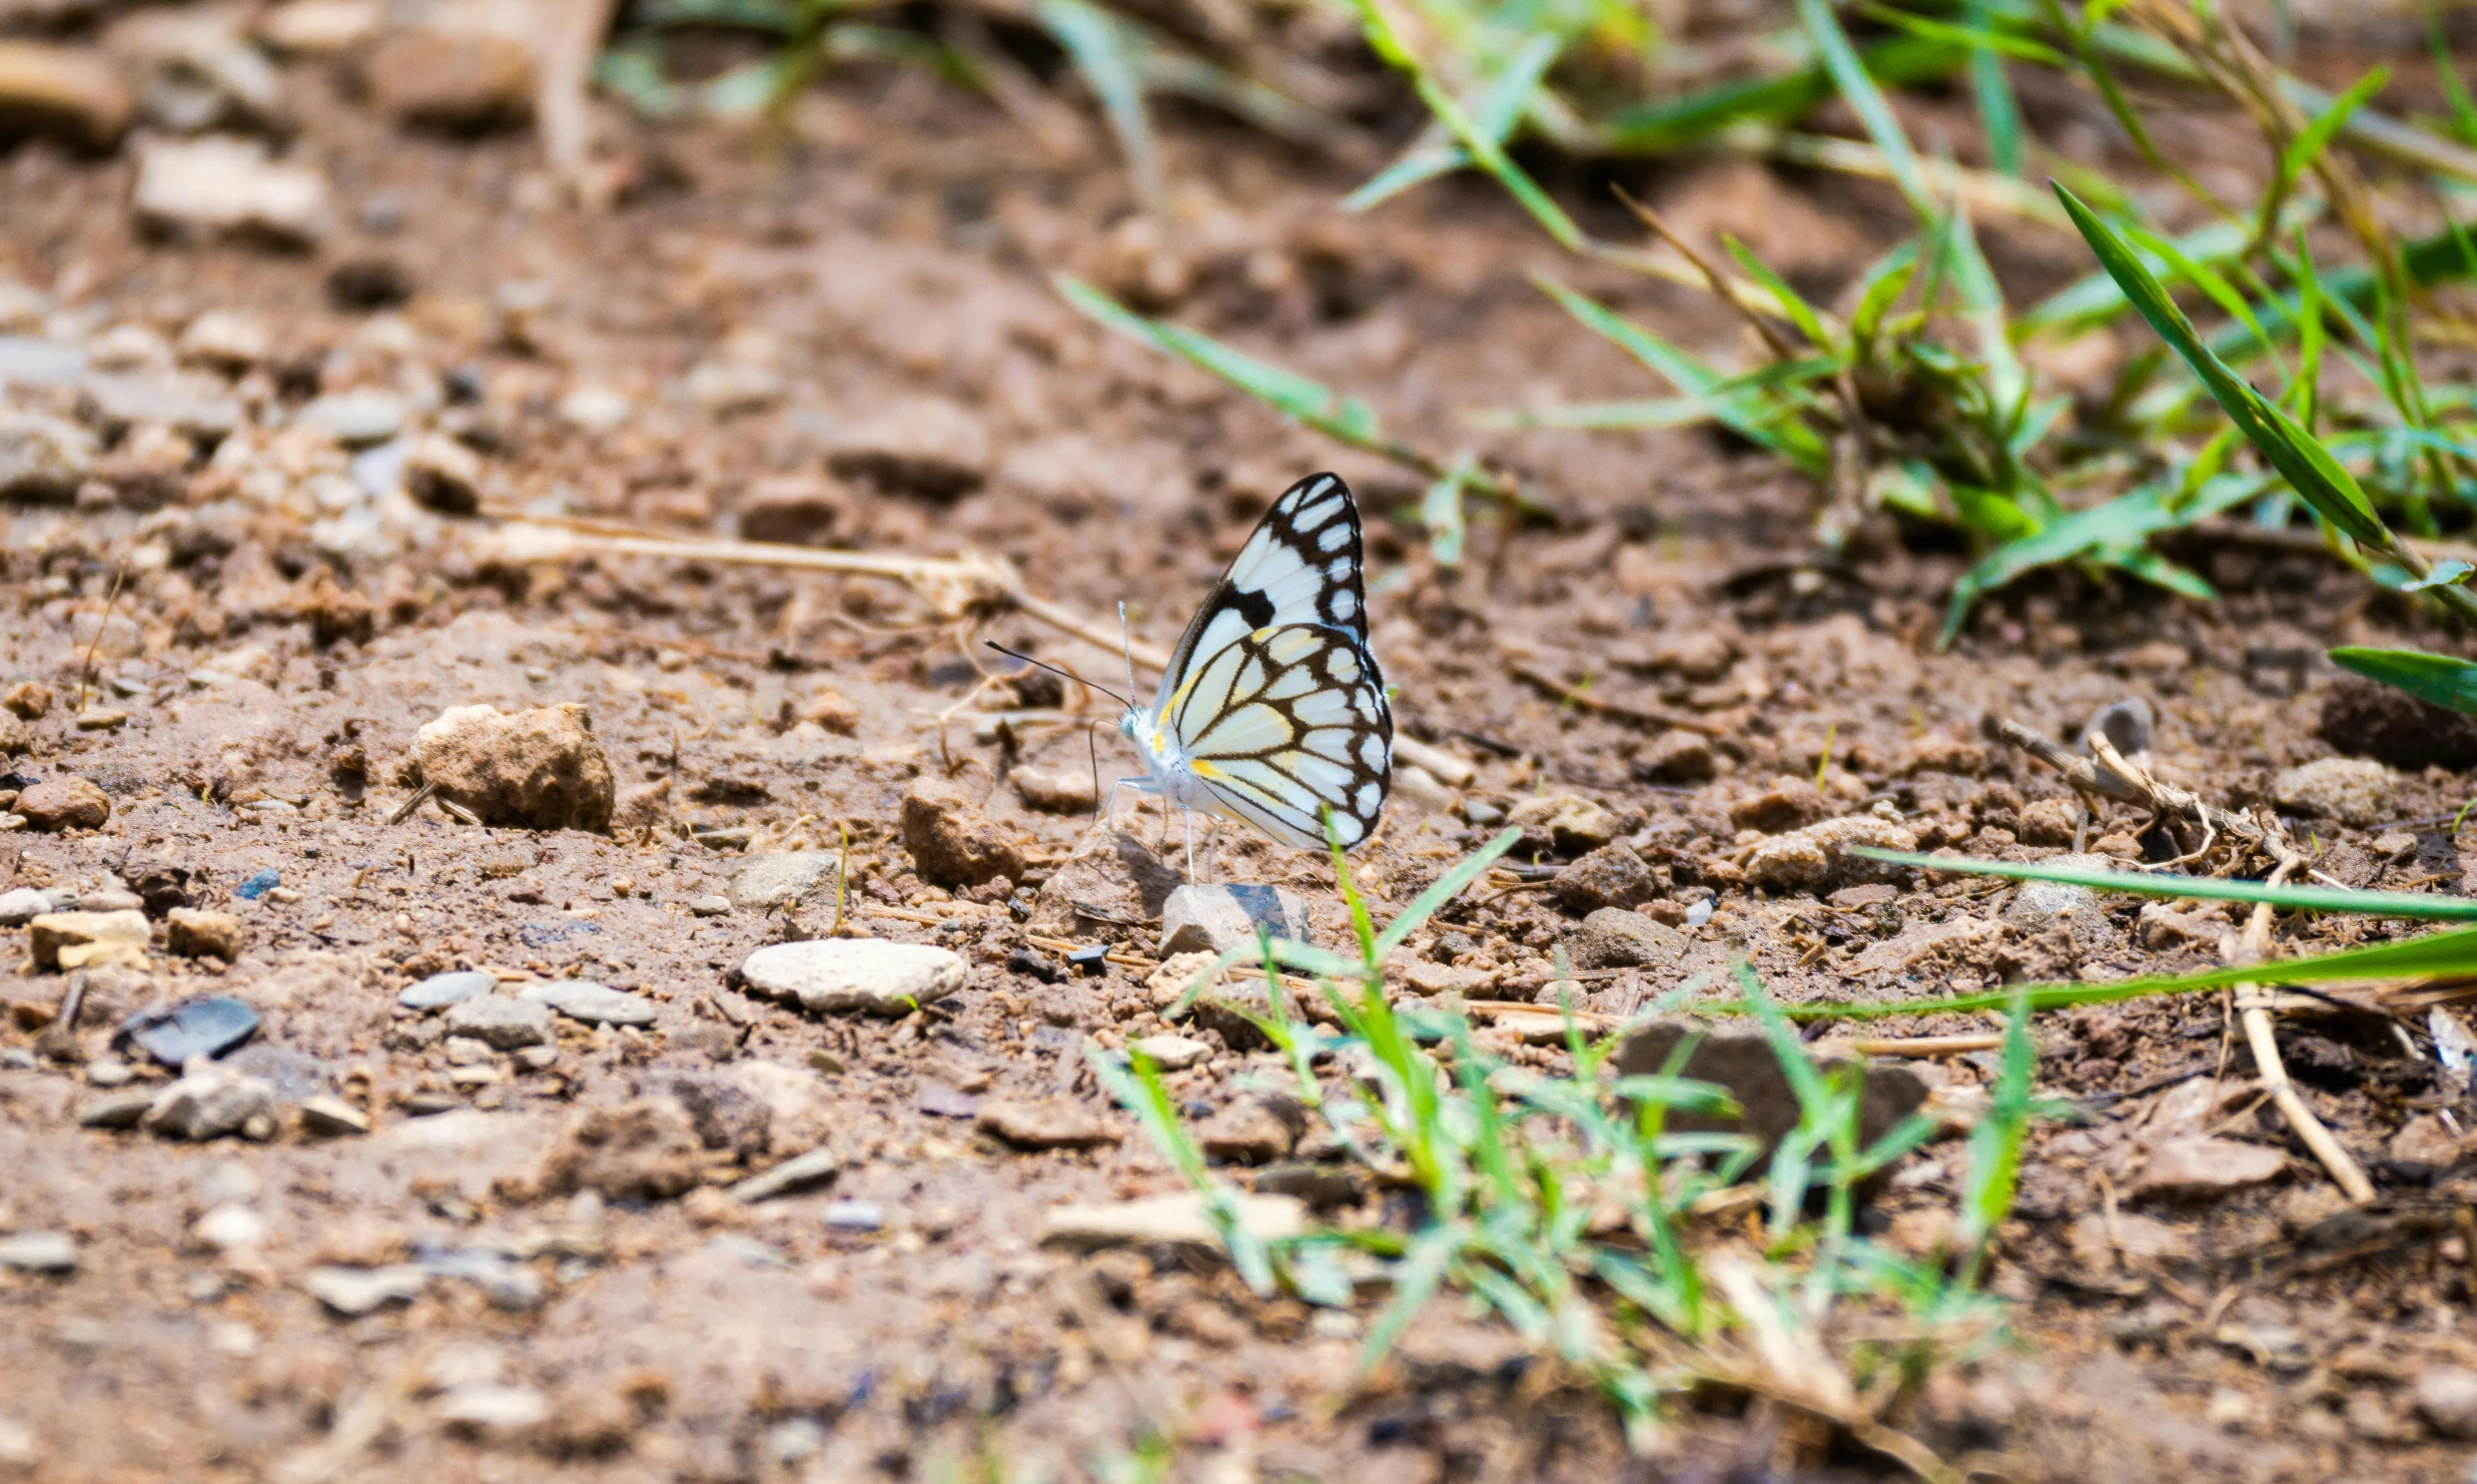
1154, 471, 1370, 708
1153, 473, 1391, 850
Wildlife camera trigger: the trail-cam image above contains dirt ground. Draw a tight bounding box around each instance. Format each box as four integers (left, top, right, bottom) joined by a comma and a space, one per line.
7, 6, 2477, 1482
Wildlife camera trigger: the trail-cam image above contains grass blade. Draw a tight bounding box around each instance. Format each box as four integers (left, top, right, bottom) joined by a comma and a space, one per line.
1035, 0, 1162, 211
1853, 846, 2477, 920
1056, 276, 1383, 445
1345, 33, 1559, 213
2327, 646, 2477, 713
2052, 183, 2392, 549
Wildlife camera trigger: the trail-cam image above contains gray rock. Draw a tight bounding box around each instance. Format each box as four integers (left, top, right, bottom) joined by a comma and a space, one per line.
729, 852, 839, 911
1569, 908, 1689, 970
2001, 853, 2116, 956
1608, 1021, 1927, 1195
730, 1145, 841, 1204
443, 995, 555, 1050
822, 1199, 885, 1232
520, 980, 656, 1029
0, 887, 60, 927
119, 995, 261, 1066
401, 970, 493, 1010
437, 1383, 548, 1437
1550, 844, 1661, 914
76, 372, 242, 439
738, 940, 967, 1017
296, 389, 405, 446
1158, 883, 1311, 958
688, 894, 732, 918
142, 1067, 277, 1140
425, 1250, 543, 1311
0, 336, 86, 389
2082, 697, 2153, 757
0, 408, 95, 501
222, 1044, 332, 1104
303, 1263, 427, 1316
2413, 1367, 2477, 1441
0, 1230, 78, 1273
78, 1090, 155, 1128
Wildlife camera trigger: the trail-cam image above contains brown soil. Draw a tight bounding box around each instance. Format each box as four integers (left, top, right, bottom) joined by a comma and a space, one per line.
5, 14, 2477, 1484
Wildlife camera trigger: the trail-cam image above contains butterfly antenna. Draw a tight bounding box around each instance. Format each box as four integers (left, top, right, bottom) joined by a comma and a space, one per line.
1118, 602, 1141, 705
1086, 720, 1103, 826
982, 642, 1130, 710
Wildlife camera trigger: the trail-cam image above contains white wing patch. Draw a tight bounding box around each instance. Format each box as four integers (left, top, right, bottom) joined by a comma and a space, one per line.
1142, 472, 1392, 852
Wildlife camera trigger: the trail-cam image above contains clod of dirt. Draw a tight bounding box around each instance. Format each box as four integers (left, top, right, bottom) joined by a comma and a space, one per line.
1549, 843, 1661, 913
142, 1065, 277, 1141
411, 703, 615, 832
727, 852, 838, 912
1158, 883, 1309, 957
361, 24, 535, 132
402, 431, 486, 513
736, 474, 846, 546
1729, 776, 1828, 834
1900, 731, 1988, 777
521, 981, 655, 1029
1632, 730, 1716, 784
536, 1098, 707, 1202
2386, 1113, 2464, 1168
737, 939, 967, 1017
0, 408, 96, 501
2065, 1211, 2190, 1271
727, 1145, 841, 1204
1744, 813, 1918, 894
2128, 1135, 2286, 1200
119, 994, 259, 1064
28, 909, 150, 970
976, 1098, 1119, 1150
1039, 1190, 1307, 1252
2272, 756, 2396, 829
444, 994, 555, 1050
164, 907, 242, 959
1568, 907, 1691, 971
130, 133, 329, 247
900, 775, 1027, 888
1011, 764, 1099, 815
1197, 1096, 1302, 1163
1028, 824, 1181, 937
2, 680, 49, 719
2317, 675, 2477, 771
2412, 1368, 2477, 1442
1608, 1020, 1926, 1187
825, 397, 991, 499
16, 776, 109, 832
1506, 793, 1617, 854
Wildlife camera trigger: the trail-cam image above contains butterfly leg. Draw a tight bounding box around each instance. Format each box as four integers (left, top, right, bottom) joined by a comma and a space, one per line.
1183, 808, 1197, 885
1103, 777, 1150, 836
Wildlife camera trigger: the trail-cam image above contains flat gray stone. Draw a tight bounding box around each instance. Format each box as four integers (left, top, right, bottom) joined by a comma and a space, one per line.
2002, 853, 2116, 955
296, 389, 406, 446
0, 1230, 78, 1273
729, 852, 840, 911
303, 1263, 428, 1316
729, 1145, 842, 1204
77, 371, 242, 439
79, 1091, 155, 1128
142, 1069, 276, 1141
443, 995, 554, 1050
0, 336, 86, 388
738, 940, 967, 1017
520, 980, 656, 1028
1158, 884, 1310, 958
401, 970, 494, 1010
0, 887, 60, 927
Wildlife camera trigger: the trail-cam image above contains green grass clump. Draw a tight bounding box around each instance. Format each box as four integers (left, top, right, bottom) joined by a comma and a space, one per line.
1088, 825, 2031, 1460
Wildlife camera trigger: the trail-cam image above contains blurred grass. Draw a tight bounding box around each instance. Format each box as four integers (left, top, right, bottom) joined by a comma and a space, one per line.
602, 0, 2477, 643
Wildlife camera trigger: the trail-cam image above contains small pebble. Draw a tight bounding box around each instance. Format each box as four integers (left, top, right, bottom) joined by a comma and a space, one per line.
1066, 943, 1109, 976
822, 1199, 885, 1232
300, 1095, 371, 1136
0, 1230, 78, 1273
519, 980, 657, 1028
85, 1061, 133, 1088
1129, 1034, 1211, 1072
689, 894, 732, 917
400, 970, 494, 1010
234, 868, 281, 901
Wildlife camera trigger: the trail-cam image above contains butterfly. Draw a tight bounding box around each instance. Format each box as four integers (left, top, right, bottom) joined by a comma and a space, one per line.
1116, 471, 1393, 855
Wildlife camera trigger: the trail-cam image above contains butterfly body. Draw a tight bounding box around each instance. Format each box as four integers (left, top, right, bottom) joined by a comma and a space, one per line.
1121, 472, 1393, 853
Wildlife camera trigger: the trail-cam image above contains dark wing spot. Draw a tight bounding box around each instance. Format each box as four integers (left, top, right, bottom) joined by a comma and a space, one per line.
1233, 586, 1275, 630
